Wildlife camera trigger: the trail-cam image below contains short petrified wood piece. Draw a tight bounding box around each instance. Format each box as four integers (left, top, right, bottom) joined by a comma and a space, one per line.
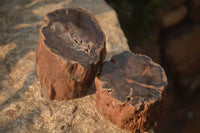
36, 8, 106, 100
95, 51, 167, 132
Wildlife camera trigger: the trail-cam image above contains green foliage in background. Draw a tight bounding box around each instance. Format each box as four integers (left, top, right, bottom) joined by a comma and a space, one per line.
106, 0, 166, 47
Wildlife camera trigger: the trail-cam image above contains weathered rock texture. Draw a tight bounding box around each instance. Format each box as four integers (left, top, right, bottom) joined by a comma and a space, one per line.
36, 8, 106, 100
95, 51, 167, 132
0, 0, 130, 132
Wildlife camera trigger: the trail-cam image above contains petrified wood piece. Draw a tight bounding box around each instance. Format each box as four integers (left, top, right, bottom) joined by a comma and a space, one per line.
95, 51, 167, 132
36, 8, 106, 100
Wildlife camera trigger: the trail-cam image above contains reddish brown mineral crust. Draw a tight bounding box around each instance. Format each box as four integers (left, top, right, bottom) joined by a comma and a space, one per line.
36, 8, 106, 100
95, 51, 167, 132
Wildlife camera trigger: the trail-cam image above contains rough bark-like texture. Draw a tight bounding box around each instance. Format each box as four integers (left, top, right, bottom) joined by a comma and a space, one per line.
36, 8, 106, 100
95, 51, 167, 133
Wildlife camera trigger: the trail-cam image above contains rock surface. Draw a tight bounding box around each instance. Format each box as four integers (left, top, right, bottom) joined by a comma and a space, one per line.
95, 51, 167, 132
163, 24, 200, 76
160, 5, 187, 28
161, 22, 200, 98
0, 0, 130, 132
36, 8, 106, 100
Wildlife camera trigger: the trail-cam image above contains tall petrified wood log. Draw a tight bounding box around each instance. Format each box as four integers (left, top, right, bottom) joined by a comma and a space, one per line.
95, 51, 167, 132
36, 8, 106, 100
